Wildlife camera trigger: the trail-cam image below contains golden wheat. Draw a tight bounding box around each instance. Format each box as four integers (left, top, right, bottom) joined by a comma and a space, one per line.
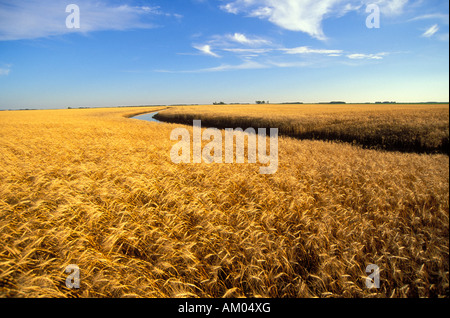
155, 104, 449, 153
0, 106, 448, 298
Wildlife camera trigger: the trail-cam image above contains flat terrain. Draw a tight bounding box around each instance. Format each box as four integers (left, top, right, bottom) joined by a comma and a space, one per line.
155, 103, 449, 154
0, 105, 448, 298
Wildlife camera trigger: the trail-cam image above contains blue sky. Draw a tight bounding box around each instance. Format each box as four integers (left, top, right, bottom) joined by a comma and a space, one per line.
0, 0, 448, 109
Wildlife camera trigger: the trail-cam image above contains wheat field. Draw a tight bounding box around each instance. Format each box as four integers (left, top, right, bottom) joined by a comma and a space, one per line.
155, 103, 449, 154
0, 105, 448, 298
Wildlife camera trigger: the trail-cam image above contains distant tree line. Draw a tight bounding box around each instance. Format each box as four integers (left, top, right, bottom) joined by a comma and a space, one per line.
212, 101, 270, 105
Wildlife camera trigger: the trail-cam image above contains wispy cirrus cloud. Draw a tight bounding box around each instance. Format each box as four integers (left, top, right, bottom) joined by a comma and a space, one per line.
220, 0, 409, 40
347, 52, 389, 59
158, 46, 388, 73
156, 60, 267, 73
406, 11, 448, 41
190, 32, 274, 58
220, 0, 341, 41
374, 0, 408, 16
193, 44, 221, 57
206, 32, 274, 49
201, 60, 268, 72
223, 48, 272, 54
422, 24, 440, 38
178, 26, 393, 74
408, 13, 449, 23
226, 33, 272, 46
0, 0, 177, 41
170, 36, 390, 73
190, 30, 389, 60
282, 46, 343, 55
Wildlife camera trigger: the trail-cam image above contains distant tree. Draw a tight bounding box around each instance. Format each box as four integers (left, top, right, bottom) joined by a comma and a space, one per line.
330, 101, 346, 104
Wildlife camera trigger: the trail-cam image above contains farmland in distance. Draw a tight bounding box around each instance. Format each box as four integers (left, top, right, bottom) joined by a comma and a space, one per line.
155, 103, 449, 154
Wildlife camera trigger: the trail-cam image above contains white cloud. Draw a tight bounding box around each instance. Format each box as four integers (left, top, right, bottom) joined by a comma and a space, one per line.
347, 52, 388, 59
374, 0, 408, 16
227, 33, 271, 46
409, 13, 449, 23
223, 48, 272, 54
0, 0, 175, 41
220, 0, 409, 40
221, 3, 241, 14
207, 32, 272, 49
193, 44, 221, 57
164, 44, 394, 72
282, 46, 343, 55
204, 60, 267, 72
422, 24, 440, 38
189, 32, 273, 58
220, 0, 342, 40
189, 28, 392, 69
337, 3, 363, 17
268, 61, 311, 68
